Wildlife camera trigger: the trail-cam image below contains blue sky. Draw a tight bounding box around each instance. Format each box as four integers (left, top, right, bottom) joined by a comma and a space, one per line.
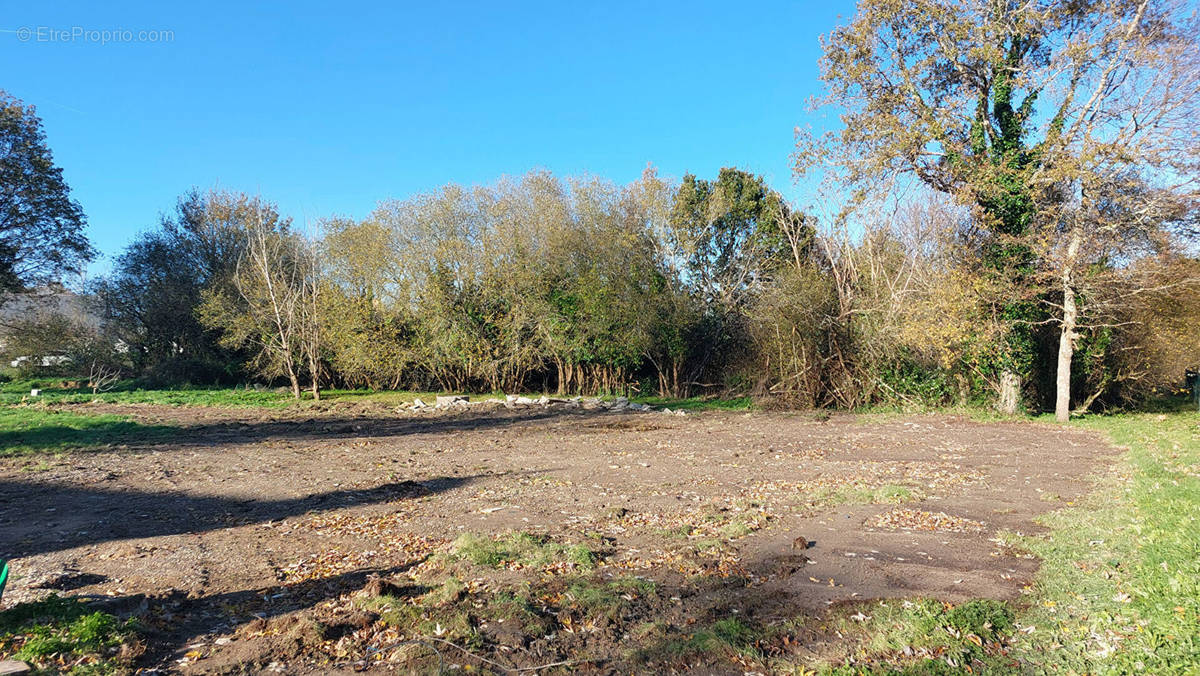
2, 1, 854, 272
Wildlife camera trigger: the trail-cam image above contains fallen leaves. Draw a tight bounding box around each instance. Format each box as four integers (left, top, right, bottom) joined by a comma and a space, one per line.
865, 508, 985, 533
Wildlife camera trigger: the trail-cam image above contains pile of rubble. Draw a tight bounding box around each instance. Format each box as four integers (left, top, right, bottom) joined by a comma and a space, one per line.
399, 394, 685, 416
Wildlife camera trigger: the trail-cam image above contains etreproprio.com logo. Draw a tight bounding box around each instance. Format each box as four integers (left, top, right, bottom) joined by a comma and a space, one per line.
14, 26, 174, 44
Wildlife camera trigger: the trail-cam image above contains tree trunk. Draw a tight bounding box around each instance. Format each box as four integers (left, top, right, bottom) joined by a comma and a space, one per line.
309, 358, 321, 401
1055, 227, 1083, 423
288, 371, 301, 399
997, 370, 1021, 415
1054, 300, 1075, 423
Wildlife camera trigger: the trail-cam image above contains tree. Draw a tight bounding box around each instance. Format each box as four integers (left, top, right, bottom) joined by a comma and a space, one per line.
97, 190, 271, 382
669, 168, 795, 309
799, 0, 1200, 419
198, 210, 323, 399
667, 168, 807, 390
0, 90, 92, 296
319, 216, 415, 389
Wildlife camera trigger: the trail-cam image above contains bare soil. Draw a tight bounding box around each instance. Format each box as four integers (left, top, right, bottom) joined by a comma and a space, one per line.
0, 402, 1114, 673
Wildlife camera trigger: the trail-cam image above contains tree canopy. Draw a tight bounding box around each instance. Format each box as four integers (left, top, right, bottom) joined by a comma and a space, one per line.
0, 90, 92, 296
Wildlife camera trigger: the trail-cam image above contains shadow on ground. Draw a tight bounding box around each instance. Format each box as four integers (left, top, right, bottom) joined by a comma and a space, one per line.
0, 476, 479, 557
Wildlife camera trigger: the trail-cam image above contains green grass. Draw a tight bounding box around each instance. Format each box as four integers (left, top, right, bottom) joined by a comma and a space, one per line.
1004, 410, 1200, 674
0, 407, 176, 457
564, 576, 657, 618
806, 483, 922, 508
447, 532, 599, 570
1, 379, 295, 408
806, 598, 1015, 675
0, 595, 139, 674
640, 616, 765, 665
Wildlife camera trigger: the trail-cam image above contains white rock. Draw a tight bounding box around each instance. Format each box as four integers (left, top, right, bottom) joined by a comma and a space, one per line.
412, 397, 427, 408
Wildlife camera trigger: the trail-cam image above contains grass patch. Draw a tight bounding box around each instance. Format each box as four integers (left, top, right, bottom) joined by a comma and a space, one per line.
1005, 410, 1200, 674
643, 616, 765, 664
832, 483, 920, 506
563, 576, 657, 619
447, 532, 599, 570
1, 380, 754, 412
800, 483, 922, 509
805, 598, 1014, 674
0, 407, 176, 456
0, 595, 140, 674
361, 574, 659, 661
1, 380, 295, 407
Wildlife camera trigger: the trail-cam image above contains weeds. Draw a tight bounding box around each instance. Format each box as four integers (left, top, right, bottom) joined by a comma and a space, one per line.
446, 532, 600, 571
0, 595, 140, 674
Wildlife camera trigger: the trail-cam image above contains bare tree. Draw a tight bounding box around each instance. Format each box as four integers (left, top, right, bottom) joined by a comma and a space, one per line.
199, 207, 325, 400
88, 359, 121, 394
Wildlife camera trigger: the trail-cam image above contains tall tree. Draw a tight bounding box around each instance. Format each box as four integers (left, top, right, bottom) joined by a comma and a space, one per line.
97, 190, 278, 382
0, 91, 92, 296
197, 205, 320, 399
799, 0, 1200, 419
669, 168, 794, 309
667, 168, 806, 388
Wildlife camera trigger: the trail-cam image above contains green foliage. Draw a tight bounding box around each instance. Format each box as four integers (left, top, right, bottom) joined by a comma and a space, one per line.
96, 190, 282, 384
0, 90, 92, 295
669, 168, 801, 305
879, 360, 955, 407
0, 595, 139, 674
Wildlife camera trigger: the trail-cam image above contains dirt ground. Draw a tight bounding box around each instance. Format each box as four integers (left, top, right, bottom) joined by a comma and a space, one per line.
0, 402, 1115, 673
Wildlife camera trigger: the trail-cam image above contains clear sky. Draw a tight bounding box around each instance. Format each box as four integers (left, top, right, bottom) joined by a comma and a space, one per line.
2, 1, 855, 272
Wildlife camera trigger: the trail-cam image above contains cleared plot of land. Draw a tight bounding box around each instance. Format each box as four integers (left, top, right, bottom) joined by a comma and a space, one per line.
0, 403, 1113, 673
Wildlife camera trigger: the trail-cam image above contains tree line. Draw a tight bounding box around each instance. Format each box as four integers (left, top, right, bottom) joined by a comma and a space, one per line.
3, 0, 1198, 417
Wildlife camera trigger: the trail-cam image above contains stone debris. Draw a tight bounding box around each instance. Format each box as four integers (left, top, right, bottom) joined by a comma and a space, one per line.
402, 393, 670, 415
435, 395, 469, 408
